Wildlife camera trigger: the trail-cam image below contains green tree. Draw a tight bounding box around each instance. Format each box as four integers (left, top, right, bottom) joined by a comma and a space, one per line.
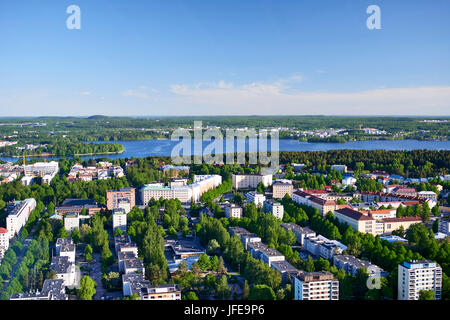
248, 284, 276, 300
419, 289, 435, 300
77, 276, 97, 300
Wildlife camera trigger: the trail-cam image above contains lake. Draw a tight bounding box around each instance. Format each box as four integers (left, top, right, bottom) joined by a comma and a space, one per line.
1, 139, 449, 162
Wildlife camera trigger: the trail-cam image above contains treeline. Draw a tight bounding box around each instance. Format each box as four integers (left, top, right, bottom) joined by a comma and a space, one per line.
0, 141, 124, 157
279, 150, 450, 177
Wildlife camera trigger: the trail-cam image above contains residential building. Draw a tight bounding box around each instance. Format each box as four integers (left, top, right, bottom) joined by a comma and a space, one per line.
247, 241, 285, 267
272, 181, 293, 199
232, 173, 272, 190
6, 198, 36, 239
0, 227, 9, 260
122, 273, 181, 300
165, 238, 205, 273
280, 223, 316, 246
229, 227, 262, 250
304, 235, 347, 259
246, 191, 266, 207
113, 208, 127, 232
10, 279, 68, 300
393, 187, 418, 197
271, 260, 301, 284
106, 188, 136, 211
50, 256, 76, 287
418, 191, 438, 202
140, 175, 221, 204
382, 217, 422, 234
333, 255, 387, 277
292, 190, 336, 217
23, 161, 59, 185
64, 212, 79, 232
398, 260, 442, 300
161, 165, 190, 178
224, 204, 243, 219
330, 165, 347, 173
263, 200, 284, 220
56, 198, 102, 216
57, 240, 76, 263
438, 218, 450, 235
294, 272, 339, 300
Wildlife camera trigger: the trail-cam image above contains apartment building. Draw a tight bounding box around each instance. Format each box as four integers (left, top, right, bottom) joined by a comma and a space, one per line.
398, 260, 442, 300
333, 255, 387, 277
23, 161, 59, 185
56, 198, 102, 216
417, 191, 438, 202
280, 223, 316, 246
232, 173, 272, 190
140, 175, 221, 204
6, 198, 36, 239
113, 208, 127, 232
161, 165, 190, 178
246, 241, 285, 267
106, 188, 136, 211
304, 235, 347, 260
246, 192, 266, 207
272, 181, 293, 199
50, 256, 77, 287
438, 218, 450, 235
10, 279, 68, 300
382, 217, 422, 234
294, 272, 339, 300
224, 204, 243, 219
292, 190, 336, 217
263, 200, 284, 220
229, 227, 262, 250
64, 212, 79, 232
0, 227, 9, 260
330, 165, 347, 173
122, 273, 181, 300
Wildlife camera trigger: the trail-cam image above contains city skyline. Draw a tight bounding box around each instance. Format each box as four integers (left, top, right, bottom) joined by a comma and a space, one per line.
1, 0, 449, 116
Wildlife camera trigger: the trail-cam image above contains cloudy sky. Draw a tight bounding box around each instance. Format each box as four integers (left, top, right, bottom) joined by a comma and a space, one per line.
0, 0, 449, 116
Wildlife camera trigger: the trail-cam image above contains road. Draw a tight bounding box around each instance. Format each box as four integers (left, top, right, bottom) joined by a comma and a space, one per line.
1, 217, 41, 291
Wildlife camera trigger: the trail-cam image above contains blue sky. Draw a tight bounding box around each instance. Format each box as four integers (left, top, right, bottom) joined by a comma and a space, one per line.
0, 0, 449, 116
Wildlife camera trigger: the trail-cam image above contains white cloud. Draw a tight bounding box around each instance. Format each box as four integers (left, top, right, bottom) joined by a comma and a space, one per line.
122, 86, 159, 99
79, 91, 91, 95
168, 77, 450, 115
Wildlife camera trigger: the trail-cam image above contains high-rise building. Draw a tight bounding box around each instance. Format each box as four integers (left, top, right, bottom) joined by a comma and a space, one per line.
106, 188, 135, 211
6, 198, 36, 239
232, 173, 272, 190
272, 181, 293, 199
398, 260, 442, 300
294, 272, 339, 300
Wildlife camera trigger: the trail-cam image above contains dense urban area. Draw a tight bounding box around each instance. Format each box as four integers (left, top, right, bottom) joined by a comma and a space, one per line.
0, 143, 449, 301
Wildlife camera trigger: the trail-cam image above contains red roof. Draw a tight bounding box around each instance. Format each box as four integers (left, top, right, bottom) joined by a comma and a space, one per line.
335, 208, 374, 221
0, 227, 8, 234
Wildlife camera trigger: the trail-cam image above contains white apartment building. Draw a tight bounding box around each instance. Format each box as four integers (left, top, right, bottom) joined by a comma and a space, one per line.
438, 219, 450, 235
140, 175, 222, 204
263, 200, 284, 220
330, 165, 347, 173
0, 227, 9, 260
294, 272, 339, 300
6, 198, 36, 239
232, 173, 272, 190
398, 260, 442, 300
246, 192, 266, 207
64, 213, 79, 232
272, 181, 293, 199
224, 204, 243, 219
24, 161, 59, 184
113, 208, 127, 232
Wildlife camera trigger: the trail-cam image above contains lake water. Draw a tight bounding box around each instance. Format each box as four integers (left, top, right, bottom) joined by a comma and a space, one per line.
1, 139, 449, 162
